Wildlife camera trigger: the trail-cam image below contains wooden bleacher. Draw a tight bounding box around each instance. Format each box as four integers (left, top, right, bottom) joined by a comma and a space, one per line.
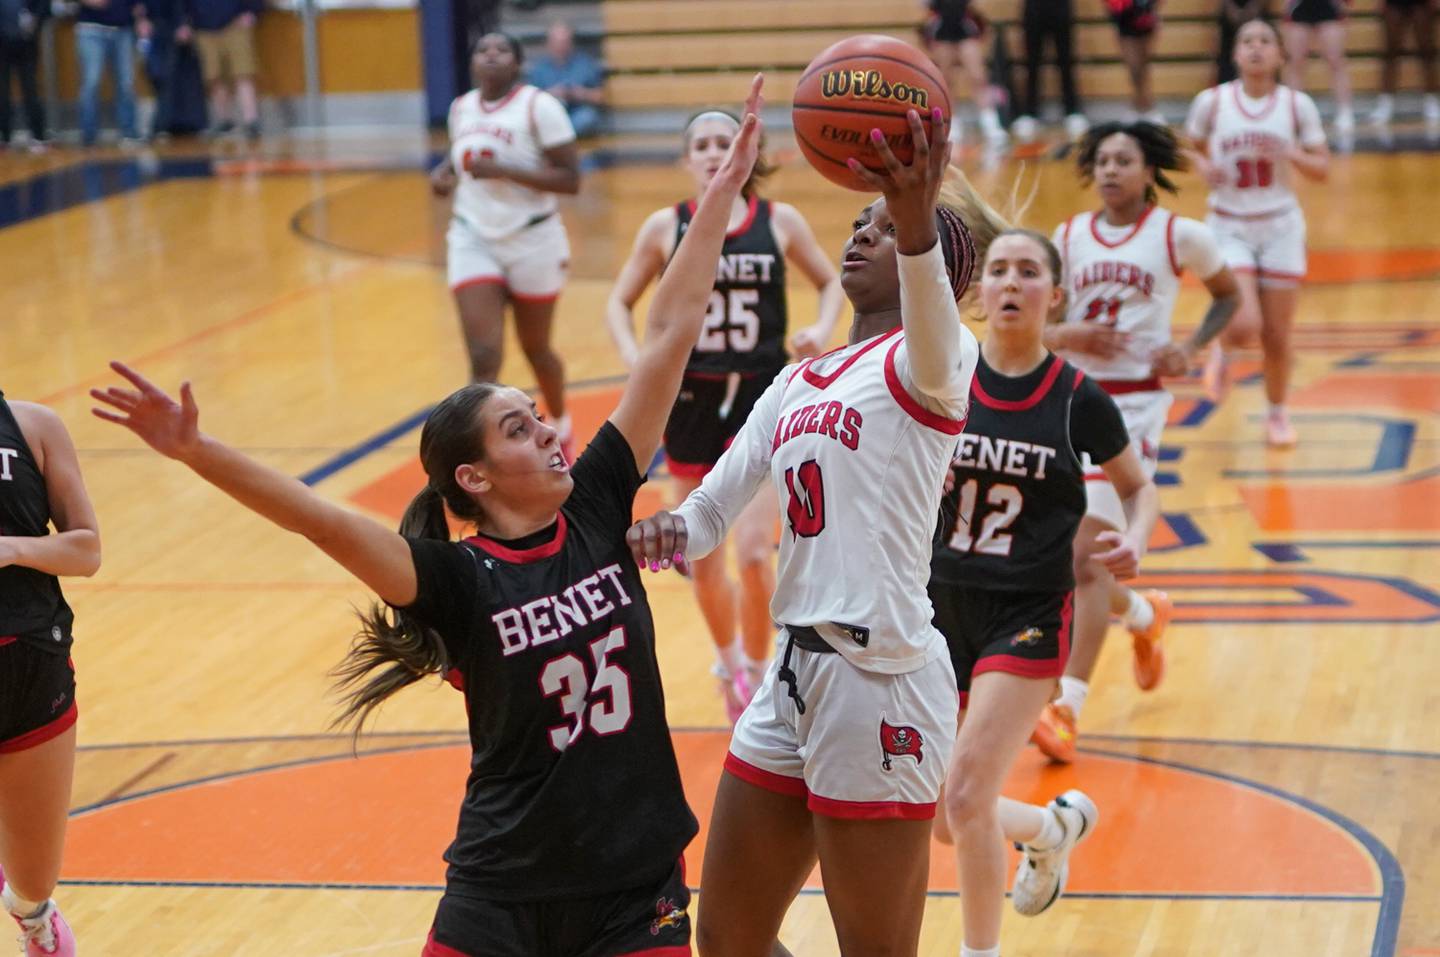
601, 0, 1429, 112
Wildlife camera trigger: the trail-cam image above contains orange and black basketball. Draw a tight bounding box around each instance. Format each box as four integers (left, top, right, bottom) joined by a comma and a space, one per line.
792, 35, 952, 191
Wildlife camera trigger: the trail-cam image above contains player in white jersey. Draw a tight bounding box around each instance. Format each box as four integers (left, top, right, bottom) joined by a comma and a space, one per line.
1185, 19, 1330, 446
430, 33, 582, 457
1035, 121, 1240, 762
630, 111, 1010, 956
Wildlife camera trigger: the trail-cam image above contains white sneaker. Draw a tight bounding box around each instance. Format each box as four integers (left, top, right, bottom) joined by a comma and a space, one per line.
1011, 114, 1039, 143
1424, 94, 1440, 124
1369, 94, 1394, 126
1011, 789, 1099, 917
1064, 112, 1090, 138
1334, 107, 1355, 133
948, 118, 964, 146
979, 108, 1007, 144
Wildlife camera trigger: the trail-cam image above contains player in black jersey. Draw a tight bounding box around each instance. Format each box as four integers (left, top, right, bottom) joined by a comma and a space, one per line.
605, 109, 844, 724
921, 0, 1007, 146
0, 393, 100, 957
92, 77, 766, 957
927, 230, 1159, 956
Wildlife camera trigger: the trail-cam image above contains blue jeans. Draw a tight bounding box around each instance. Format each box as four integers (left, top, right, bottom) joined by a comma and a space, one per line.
75, 22, 137, 145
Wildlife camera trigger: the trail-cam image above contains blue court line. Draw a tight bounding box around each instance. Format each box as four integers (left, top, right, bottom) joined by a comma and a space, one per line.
1081, 745, 1404, 957
1134, 567, 1440, 624
1175, 398, 1217, 428
1223, 415, 1415, 479
1086, 733, 1440, 762
1153, 511, 1206, 553
1253, 539, 1440, 563
0, 157, 215, 229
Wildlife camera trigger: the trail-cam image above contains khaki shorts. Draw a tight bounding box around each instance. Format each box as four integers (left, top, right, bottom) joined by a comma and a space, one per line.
196, 20, 257, 85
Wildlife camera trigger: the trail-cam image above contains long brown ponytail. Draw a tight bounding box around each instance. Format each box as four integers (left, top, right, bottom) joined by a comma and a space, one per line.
332, 383, 497, 733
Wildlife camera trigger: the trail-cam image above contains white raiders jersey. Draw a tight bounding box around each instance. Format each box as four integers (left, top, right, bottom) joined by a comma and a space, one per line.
448, 85, 575, 241
1054, 206, 1224, 382
678, 326, 978, 674
1186, 81, 1326, 219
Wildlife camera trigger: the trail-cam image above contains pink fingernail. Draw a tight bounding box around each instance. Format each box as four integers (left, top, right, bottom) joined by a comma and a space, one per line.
649, 561, 659, 572
673, 552, 683, 563
933, 107, 943, 122
870, 128, 884, 143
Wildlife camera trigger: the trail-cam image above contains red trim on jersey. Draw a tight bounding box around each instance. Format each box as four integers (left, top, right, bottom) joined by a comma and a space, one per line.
1165, 212, 1182, 276
444, 667, 464, 691
508, 290, 562, 304
423, 929, 474, 957
0, 636, 15, 648
450, 276, 505, 294
883, 339, 967, 434
1231, 80, 1280, 121
808, 793, 937, 821
666, 457, 712, 480
724, 752, 809, 796
970, 354, 1064, 411
1088, 204, 1154, 249
1072, 370, 1086, 390
478, 83, 525, 114
616, 948, 692, 957
1058, 590, 1073, 665
800, 327, 899, 390
958, 689, 970, 711
1084, 473, 1114, 481
0, 701, 78, 754
685, 193, 759, 239
1258, 267, 1305, 279
1209, 204, 1294, 221
1096, 375, 1164, 395
464, 513, 568, 563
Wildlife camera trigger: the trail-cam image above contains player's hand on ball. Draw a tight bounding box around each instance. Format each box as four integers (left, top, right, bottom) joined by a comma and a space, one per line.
1093, 530, 1142, 580
90, 361, 202, 462
627, 511, 689, 573
845, 107, 948, 254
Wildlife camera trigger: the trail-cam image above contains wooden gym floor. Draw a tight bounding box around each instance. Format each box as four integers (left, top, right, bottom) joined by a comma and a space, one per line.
0, 128, 1437, 956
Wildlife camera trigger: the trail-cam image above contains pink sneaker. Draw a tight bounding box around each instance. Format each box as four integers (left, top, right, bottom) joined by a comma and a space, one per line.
1202, 344, 1230, 404
723, 669, 756, 726
1265, 409, 1298, 448
12, 900, 76, 957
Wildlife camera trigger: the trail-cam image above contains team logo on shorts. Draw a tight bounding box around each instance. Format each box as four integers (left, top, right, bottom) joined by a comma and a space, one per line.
1011, 627, 1043, 647
650, 897, 687, 936
879, 718, 924, 771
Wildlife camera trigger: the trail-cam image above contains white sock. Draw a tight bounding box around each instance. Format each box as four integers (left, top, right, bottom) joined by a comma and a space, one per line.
1121, 588, 1154, 632
1267, 403, 1287, 420
714, 641, 743, 679
961, 945, 1001, 957
1026, 805, 1066, 851
1056, 676, 1089, 719
741, 653, 767, 681
2, 883, 45, 920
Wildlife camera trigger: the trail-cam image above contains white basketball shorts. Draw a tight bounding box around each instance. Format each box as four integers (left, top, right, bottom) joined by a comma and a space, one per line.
446, 214, 570, 300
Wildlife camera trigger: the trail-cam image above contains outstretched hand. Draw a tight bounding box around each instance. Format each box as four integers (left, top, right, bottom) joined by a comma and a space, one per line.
90, 361, 202, 461
845, 108, 949, 254
703, 74, 765, 199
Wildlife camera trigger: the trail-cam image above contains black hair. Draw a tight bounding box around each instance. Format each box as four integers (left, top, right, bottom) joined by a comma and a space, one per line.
681, 108, 776, 199
332, 383, 498, 733
1076, 121, 1187, 206
472, 31, 525, 66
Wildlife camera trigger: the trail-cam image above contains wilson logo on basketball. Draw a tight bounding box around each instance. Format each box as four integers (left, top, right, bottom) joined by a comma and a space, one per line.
819, 70, 931, 110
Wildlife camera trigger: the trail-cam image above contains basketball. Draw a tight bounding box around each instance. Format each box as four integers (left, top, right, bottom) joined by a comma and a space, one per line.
792, 35, 952, 191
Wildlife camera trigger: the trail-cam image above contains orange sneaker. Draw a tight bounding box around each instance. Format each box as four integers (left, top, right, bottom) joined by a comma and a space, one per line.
1130, 589, 1173, 691
1031, 703, 1077, 764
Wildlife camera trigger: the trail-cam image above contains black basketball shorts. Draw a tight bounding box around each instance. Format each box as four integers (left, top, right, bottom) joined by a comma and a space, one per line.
1286, 0, 1346, 23
0, 638, 77, 753
664, 367, 782, 479
422, 859, 691, 957
928, 582, 1073, 710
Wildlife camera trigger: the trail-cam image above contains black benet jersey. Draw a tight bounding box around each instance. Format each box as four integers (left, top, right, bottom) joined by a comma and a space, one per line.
399, 423, 697, 901
0, 392, 74, 655
676, 195, 788, 375
931, 354, 1129, 591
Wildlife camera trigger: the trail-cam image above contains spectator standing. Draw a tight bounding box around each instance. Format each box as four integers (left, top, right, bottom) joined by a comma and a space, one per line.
1013, 0, 1087, 142
185, 0, 260, 140
0, 0, 47, 150
74, 0, 146, 147
1282, 0, 1354, 133
526, 19, 604, 138
1216, 0, 1269, 84
1371, 0, 1438, 125
141, 0, 204, 138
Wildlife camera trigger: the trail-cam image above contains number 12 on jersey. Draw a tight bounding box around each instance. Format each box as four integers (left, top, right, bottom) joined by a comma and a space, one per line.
948, 478, 1023, 556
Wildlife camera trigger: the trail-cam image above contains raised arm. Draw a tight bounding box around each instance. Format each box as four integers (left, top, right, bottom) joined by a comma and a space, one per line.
847, 109, 973, 409
0, 403, 101, 578
604, 207, 675, 369
608, 74, 765, 472
91, 362, 419, 606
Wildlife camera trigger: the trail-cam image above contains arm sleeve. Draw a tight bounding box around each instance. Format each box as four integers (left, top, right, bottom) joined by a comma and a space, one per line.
672, 369, 789, 560
532, 90, 577, 148
392, 539, 481, 639
1185, 88, 1216, 141
1070, 378, 1131, 466
564, 421, 647, 543
1294, 91, 1327, 148
895, 240, 975, 414
1173, 217, 1225, 280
